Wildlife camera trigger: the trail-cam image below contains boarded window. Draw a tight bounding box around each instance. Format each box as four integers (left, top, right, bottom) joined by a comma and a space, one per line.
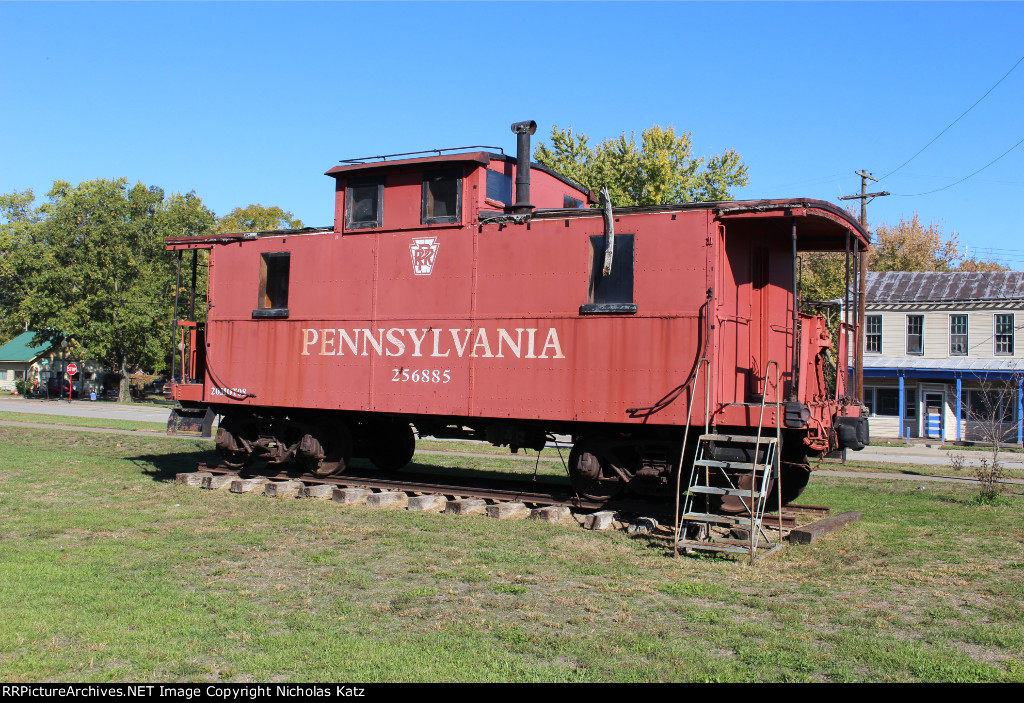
580, 234, 637, 315
255, 252, 290, 318
422, 169, 462, 224
346, 178, 384, 229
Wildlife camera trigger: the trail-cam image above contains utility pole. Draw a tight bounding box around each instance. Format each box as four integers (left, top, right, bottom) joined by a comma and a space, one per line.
839, 171, 889, 403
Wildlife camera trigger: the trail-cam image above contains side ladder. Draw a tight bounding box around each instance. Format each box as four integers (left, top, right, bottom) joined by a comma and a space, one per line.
674, 362, 784, 562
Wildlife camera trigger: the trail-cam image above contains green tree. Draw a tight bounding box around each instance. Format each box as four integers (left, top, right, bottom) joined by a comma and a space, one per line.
535, 124, 749, 206
800, 213, 1005, 303
218, 204, 303, 233
0, 189, 45, 341
18, 179, 215, 402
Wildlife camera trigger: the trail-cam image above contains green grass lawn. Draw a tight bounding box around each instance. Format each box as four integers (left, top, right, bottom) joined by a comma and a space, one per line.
0, 426, 1022, 682
0, 411, 170, 433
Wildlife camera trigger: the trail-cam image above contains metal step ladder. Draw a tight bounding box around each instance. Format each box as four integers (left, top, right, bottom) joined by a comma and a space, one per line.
673, 361, 784, 562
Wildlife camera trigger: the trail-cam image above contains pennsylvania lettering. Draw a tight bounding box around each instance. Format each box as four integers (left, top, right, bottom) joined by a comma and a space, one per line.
301, 327, 565, 360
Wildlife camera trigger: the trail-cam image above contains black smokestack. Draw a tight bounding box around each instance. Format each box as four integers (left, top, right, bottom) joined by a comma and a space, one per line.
511, 120, 537, 214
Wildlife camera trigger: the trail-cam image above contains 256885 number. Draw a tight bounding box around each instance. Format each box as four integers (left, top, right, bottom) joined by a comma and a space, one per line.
392, 368, 451, 383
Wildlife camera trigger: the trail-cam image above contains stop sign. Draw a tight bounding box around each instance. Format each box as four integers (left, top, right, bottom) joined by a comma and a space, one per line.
66, 362, 78, 376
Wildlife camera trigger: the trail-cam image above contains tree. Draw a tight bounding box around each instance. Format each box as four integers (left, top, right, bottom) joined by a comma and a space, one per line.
801, 213, 1006, 303
870, 214, 1003, 273
218, 204, 303, 233
534, 124, 749, 206
17, 179, 216, 402
0, 189, 45, 341
949, 375, 1019, 503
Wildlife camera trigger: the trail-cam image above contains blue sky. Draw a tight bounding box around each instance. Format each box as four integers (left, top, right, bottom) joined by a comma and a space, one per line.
2, 1, 1022, 265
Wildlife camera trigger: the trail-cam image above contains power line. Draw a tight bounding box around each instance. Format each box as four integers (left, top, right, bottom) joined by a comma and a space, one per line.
879, 52, 1024, 181
893, 134, 1024, 197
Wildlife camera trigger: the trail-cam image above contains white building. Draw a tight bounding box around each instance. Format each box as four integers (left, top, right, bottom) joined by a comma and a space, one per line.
862, 271, 1024, 443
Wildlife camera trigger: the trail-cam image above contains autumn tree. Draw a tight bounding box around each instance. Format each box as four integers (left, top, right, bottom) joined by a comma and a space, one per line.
17, 179, 216, 402
218, 204, 303, 233
870, 214, 1004, 273
534, 124, 749, 206
801, 213, 1005, 303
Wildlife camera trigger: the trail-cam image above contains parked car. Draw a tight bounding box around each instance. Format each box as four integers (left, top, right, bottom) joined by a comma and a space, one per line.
47, 376, 79, 398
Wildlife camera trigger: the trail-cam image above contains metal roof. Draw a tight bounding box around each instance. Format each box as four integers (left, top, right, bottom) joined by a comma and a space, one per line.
866, 271, 1024, 303
864, 356, 1024, 373
0, 331, 51, 363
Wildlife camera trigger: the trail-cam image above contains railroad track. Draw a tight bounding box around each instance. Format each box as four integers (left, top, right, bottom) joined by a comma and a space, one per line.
182, 461, 828, 530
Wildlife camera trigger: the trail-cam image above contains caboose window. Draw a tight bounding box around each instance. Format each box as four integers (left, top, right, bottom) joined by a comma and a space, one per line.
346, 178, 384, 229
254, 252, 290, 318
422, 169, 462, 224
580, 234, 637, 315
486, 170, 512, 205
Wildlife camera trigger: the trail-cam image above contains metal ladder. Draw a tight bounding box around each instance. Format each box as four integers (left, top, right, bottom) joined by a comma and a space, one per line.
674, 362, 784, 562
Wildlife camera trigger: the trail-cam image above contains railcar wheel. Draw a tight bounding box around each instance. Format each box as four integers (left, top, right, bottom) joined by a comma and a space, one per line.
306, 422, 353, 477
216, 415, 254, 469
365, 421, 416, 472
774, 447, 811, 505
568, 437, 628, 501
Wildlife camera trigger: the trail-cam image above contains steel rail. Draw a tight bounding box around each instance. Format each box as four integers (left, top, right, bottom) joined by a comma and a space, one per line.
193, 462, 812, 526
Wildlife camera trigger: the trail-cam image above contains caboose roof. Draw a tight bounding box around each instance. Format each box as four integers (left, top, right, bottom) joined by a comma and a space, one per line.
325, 152, 493, 176
527, 197, 869, 251
325, 151, 593, 199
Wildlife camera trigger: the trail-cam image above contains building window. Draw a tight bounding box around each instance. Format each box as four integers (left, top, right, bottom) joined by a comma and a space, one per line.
907, 315, 924, 355
961, 387, 1015, 423
422, 169, 462, 225
563, 195, 584, 208
949, 314, 968, 356
580, 234, 637, 315
875, 388, 900, 416
486, 170, 512, 205
995, 314, 1014, 355
864, 387, 901, 417
904, 387, 917, 419
866, 315, 882, 353
346, 178, 384, 229
254, 252, 290, 318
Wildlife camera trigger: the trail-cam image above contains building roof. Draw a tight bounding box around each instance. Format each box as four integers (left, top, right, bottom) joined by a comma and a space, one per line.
864, 356, 1024, 373
0, 331, 51, 363
866, 271, 1024, 304
862, 356, 1024, 380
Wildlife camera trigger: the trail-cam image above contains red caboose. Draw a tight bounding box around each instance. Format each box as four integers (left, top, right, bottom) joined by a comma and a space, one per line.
166, 121, 868, 504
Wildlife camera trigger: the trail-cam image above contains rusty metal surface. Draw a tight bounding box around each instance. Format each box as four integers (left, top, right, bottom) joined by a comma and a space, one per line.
866, 271, 1024, 303
165, 145, 866, 483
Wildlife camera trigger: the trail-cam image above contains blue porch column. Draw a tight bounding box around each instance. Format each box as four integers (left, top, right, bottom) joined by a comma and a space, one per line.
956, 376, 962, 441
1018, 378, 1023, 444
898, 375, 905, 439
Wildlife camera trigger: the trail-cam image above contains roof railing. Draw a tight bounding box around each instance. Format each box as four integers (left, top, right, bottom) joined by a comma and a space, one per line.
339, 145, 505, 165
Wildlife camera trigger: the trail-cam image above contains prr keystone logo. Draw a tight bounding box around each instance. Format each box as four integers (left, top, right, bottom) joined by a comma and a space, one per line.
410, 237, 439, 276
